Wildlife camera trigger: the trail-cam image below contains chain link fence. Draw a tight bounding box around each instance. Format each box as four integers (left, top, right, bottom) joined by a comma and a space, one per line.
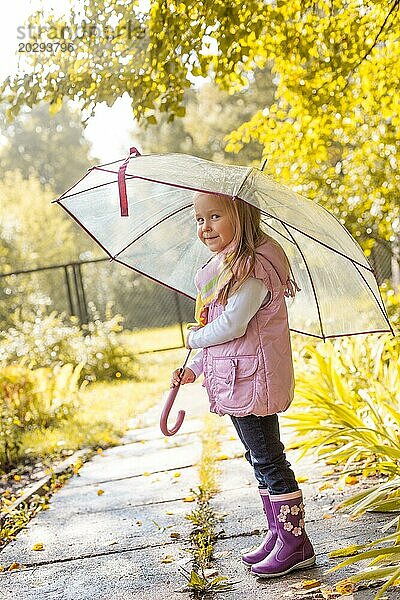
1, 240, 398, 353
0, 258, 195, 353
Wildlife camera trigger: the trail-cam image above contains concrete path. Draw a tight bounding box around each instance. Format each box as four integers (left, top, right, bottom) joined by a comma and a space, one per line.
0, 382, 398, 599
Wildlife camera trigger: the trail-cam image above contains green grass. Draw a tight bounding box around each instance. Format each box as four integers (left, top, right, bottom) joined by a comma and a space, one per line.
122, 324, 186, 353
19, 345, 188, 462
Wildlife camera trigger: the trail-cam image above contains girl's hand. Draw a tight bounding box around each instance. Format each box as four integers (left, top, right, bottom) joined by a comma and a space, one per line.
170, 367, 196, 388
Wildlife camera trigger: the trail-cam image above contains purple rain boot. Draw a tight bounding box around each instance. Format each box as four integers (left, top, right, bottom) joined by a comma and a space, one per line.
242, 489, 277, 566
251, 490, 316, 578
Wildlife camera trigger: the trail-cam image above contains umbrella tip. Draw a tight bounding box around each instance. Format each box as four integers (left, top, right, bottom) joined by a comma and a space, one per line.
129, 147, 141, 157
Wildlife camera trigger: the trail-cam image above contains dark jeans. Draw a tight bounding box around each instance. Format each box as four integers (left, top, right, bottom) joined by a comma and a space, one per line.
230, 414, 299, 495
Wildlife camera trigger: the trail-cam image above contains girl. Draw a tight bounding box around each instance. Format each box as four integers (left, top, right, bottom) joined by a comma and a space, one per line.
170, 192, 315, 578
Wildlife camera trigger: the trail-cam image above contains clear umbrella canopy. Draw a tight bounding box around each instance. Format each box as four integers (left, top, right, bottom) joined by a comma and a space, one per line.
55, 152, 392, 339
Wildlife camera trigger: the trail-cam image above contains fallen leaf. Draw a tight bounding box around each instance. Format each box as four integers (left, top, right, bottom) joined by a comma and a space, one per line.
97, 489, 104, 496
302, 579, 322, 589
183, 496, 196, 502
297, 475, 309, 483
323, 513, 334, 519
217, 454, 229, 461
161, 555, 174, 563
7, 562, 22, 571
319, 482, 333, 491
345, 475, 359, 485
143, 471, 151, 476
32, 543, 44, 551
173, 472, 181, 478
13, 475, 21, 481
170, 532, 181, 539
165, 511, 174, 515
136, 520, 142, 526
96, 448, 103, 454
335, 581, 355, 595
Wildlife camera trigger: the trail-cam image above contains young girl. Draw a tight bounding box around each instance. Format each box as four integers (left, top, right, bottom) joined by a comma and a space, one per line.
170, 192, 315, 578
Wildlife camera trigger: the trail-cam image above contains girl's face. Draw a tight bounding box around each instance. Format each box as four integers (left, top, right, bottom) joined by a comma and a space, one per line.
194, 193, 235, 253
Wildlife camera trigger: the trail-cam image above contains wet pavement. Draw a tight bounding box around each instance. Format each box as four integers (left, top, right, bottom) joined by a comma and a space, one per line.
0, 382, 398, 600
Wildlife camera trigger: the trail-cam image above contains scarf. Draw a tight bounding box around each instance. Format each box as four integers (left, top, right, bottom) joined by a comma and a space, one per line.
188, 241, 237, 330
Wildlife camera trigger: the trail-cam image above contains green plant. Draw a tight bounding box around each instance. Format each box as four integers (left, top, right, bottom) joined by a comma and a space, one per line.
0, 362, 81, 472
182, 415, 239, 597
286, 335, 400, 479
287, 332, 400, 598
0, 305, 140, 383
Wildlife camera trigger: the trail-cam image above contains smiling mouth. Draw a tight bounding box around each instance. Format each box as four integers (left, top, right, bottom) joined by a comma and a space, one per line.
204, 236, 218, 240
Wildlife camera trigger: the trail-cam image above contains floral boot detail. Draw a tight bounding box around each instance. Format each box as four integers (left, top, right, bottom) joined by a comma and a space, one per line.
251, 490, 315, 578
242, 489, 277, 566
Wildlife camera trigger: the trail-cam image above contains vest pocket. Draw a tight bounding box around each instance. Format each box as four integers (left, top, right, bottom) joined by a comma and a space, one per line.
211, 355, 258, 412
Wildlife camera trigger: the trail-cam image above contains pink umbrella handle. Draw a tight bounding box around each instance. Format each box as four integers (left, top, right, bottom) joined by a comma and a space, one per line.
160, 350, 192, 436
160, 384, 186, 436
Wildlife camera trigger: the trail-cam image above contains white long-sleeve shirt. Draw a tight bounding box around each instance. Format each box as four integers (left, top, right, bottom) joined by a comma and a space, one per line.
187, 277, 270, 378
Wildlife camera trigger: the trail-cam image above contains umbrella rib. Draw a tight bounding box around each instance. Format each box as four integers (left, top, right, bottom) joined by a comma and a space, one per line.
259, 208, 373, 273
279, 220, 326, 340
352, 262, 395, 336
57, 201, 116, 261
112, 258, 196, 301
57, 171, 243, 203
261, 218, 297, 245
113, 204, 193, 259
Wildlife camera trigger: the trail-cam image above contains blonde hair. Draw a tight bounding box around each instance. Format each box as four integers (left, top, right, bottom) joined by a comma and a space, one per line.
218, 195, 267, 305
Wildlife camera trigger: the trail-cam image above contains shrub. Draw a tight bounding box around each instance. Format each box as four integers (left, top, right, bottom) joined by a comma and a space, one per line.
0, 305, 140, 383
0, 362, 81, 472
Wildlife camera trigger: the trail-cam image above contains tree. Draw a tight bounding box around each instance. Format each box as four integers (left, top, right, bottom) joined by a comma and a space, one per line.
1, 0, 399, 270
0, 102, 97, 195
133, 68, 275, 165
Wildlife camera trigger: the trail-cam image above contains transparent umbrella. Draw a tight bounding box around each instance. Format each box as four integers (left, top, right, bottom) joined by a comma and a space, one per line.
55, 148, 393, 434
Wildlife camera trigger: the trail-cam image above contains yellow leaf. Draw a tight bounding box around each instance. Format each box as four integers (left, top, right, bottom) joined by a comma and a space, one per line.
96, 448, 103, 454
49, 97, 63, 116
143, 472, 151, 476
136, 520, 142, 526
32, 543, 44, 551
183, 496, 196, 502
301, 579, 322, 589
161, 555, 174, 563
173, 472, 181, 478
345, 475, 359, 485
323, 513, 333, 519
13, 475, 21, 481
319, 482, 333, 491
165, 511, 174, 515
297, 475, 309, 483
97, 489, 104, 496
217, 454, 229, 460
7, 562, 22, 571
170, 532, 180, 539
335, 580, 355, 594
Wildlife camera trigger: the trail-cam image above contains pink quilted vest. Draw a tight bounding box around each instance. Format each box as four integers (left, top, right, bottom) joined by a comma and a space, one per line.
196, 237, 296, 417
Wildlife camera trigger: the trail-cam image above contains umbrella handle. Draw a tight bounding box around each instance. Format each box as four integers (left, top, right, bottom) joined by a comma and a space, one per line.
160, 349, 192, 437
160, 385, 186, 436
